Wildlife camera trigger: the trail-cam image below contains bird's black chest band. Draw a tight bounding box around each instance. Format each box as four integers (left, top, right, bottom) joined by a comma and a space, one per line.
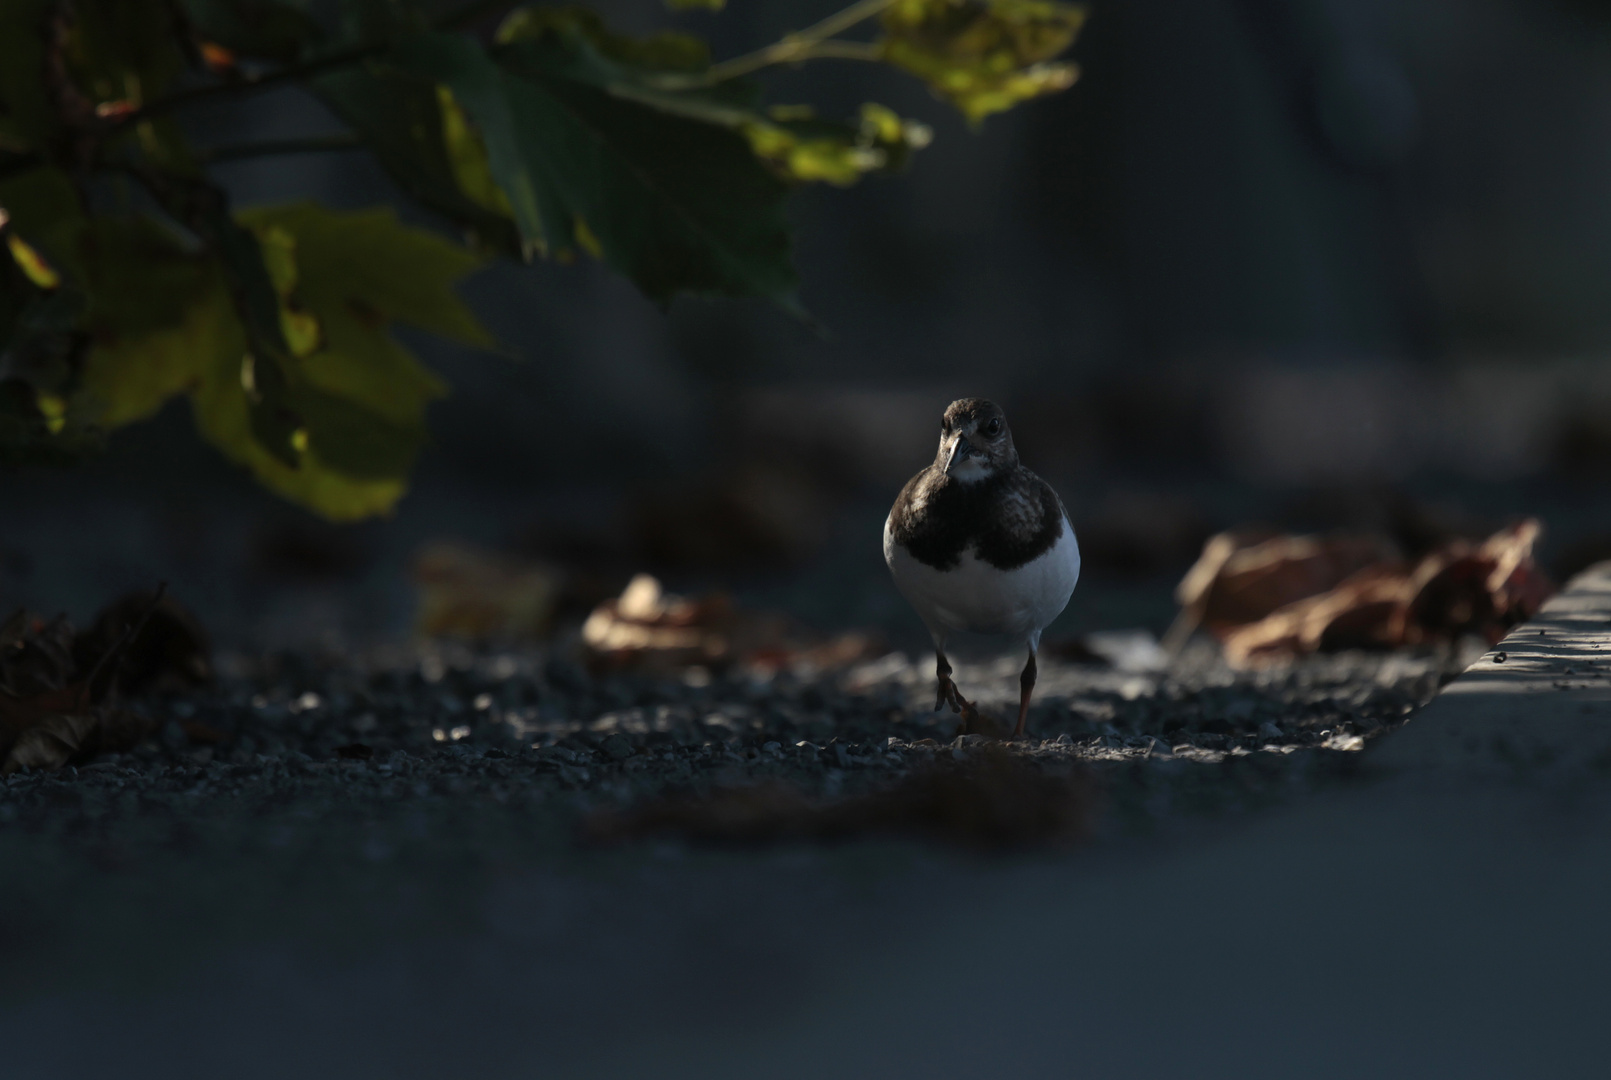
891, 470, 1064, 572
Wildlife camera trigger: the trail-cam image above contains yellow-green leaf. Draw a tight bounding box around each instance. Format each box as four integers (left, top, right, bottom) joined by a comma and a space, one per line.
0, 169, 90, 284
182, 279, 408, 520
438, 86, 514, 219
743, 103, 932, 185
496, 8, 712, 72
879, 0, 1085, 124
75, 204, 494, 520
238, 203, 493, 350
78, 300, 209, 428
6, 233, 60, 290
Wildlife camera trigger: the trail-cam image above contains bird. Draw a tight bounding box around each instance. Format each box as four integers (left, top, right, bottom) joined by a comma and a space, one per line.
883, 398, 1080, 739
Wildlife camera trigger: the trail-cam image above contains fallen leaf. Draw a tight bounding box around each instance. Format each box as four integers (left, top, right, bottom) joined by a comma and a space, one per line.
1178, 519, 1554, 667
0, 586, 198, 772
4, 713, 101, 773
581, 574, 884, 675
581, 573, 733, 669
0, 610, 77, 697
1221, 565, 1410, 667
72, 589, 213, 696
1176, 531, 1397, 634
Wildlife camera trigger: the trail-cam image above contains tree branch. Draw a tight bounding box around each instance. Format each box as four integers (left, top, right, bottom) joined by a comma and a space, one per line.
197, 134, 365, 165
108, 44, 383, 132
655, 0, 899, 88
434, 0, 522, 32
107, 0, 517, 134
782, 40, 885, 64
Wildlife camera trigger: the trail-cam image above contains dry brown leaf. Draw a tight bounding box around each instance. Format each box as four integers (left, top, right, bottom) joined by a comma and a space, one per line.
1221, 565, 1411, 667
0, 611, 77, 698
1398, 520, 1553, 646
582, 574, 885, 676
5, 713, 101, 774
1188, 519, 1553, 667
1177, 532, 1398, 633
582, 574, 734, 670
0, 587, 193, 772
73, 590, 212, 696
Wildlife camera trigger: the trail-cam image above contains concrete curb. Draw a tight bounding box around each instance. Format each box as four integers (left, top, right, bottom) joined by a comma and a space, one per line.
1370, 560, 1611, 778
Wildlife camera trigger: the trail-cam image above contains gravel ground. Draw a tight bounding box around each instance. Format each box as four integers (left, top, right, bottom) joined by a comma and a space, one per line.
0, 636, 1484, 852
0, 633, 1508, 1071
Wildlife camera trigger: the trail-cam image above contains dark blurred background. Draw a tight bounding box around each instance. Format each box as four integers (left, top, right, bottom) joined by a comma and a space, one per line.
8, 0, 1611, 651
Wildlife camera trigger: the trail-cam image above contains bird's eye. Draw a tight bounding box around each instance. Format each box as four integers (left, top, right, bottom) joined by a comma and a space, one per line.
984, 418, 1002, 437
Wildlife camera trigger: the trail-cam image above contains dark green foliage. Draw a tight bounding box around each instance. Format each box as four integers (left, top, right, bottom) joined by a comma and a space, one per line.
0, 0, 1082, 517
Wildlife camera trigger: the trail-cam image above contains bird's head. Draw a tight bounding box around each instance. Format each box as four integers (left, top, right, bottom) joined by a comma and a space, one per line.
935, 398, 1017, 483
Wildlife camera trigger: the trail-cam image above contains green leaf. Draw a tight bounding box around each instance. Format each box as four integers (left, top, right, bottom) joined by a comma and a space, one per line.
437, 86, 515, 220
237, 202, 488, 489
0, 380, 103, 466
56, 194, 486, 516
664, 0, 726, 10
496, 8, 713, 74
879, 0, 1085, 124
173, 278, 410, 519
70, 202, 488, 518
744, 102, 934, 185
192, 190, 306, 466
0, 1, 61, 153
63, 0, 188, 106
392, 29, 797, 304
176, 0, 324, 64
0, 168, 91, 285
60, 218, 208, 427
310, 63, 521, 255
390, 34, 555, 258
238, 202, 492, 351
80, 217, 215, 344
0, 251, 98, 464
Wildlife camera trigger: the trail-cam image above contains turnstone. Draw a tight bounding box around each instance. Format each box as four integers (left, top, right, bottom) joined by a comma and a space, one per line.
883, 398, 1080, 738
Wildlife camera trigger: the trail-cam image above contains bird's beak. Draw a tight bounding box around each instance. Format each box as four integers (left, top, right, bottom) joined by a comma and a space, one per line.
945, 435, 973, 475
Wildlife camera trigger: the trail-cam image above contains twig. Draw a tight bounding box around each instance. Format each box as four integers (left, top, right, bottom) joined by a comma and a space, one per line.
699, 0, 898, 84
434, 0, 522, 32
79, 582, 168, 708
109, 45, 383, 132
106, 0, 514, 133
197, 134, 365, 165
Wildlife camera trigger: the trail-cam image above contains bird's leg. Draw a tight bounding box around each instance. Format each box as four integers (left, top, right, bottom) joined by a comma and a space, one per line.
936, 650, 971, 714
935, 648, 988, 733
1013, 646, 1038, 739
935, 649, 961, 713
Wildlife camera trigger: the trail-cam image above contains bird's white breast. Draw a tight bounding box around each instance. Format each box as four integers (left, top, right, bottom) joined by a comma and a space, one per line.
883, 513, 1080, 647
